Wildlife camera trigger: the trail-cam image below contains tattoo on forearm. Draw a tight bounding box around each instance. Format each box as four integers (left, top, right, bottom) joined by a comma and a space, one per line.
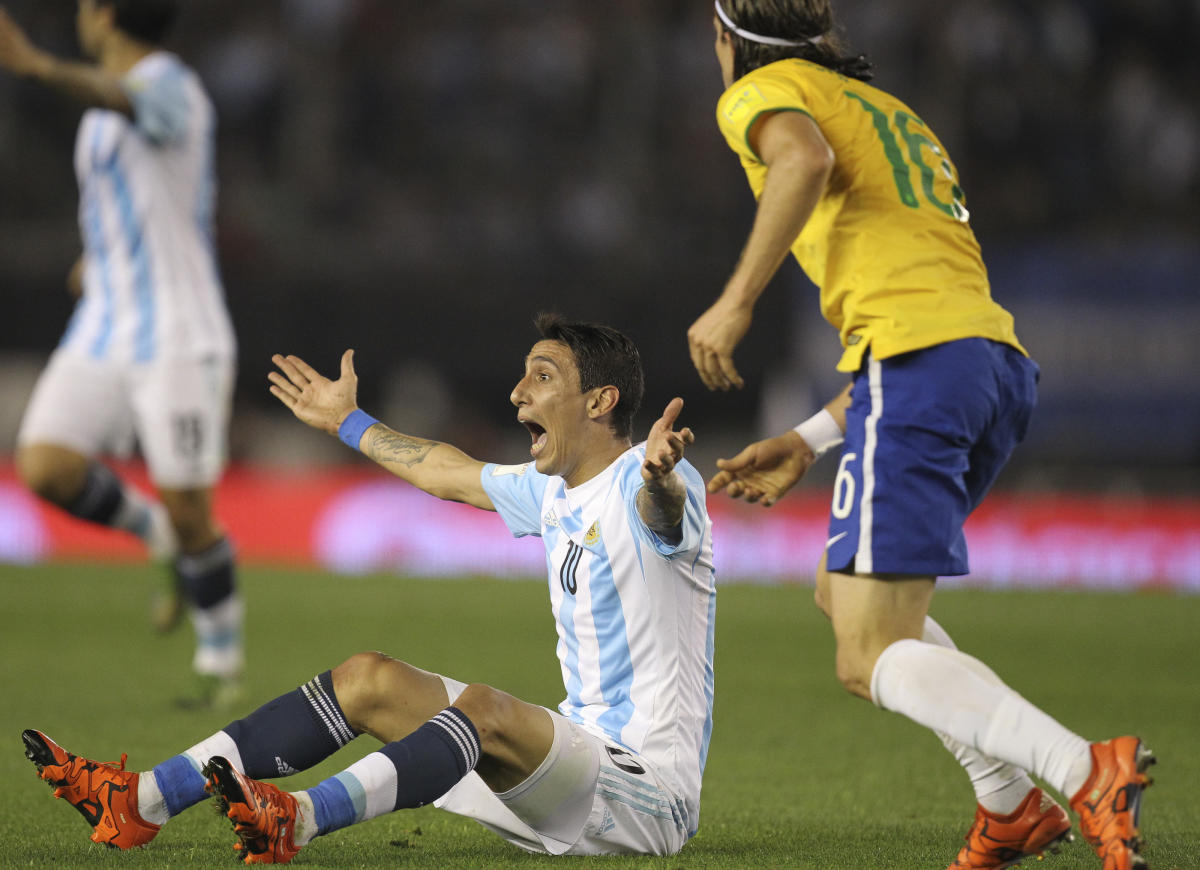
366, 427, 437, 468
637, 478, 685, 539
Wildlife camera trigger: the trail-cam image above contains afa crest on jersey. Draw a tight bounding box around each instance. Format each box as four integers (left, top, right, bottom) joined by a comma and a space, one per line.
584, 520, 601, 547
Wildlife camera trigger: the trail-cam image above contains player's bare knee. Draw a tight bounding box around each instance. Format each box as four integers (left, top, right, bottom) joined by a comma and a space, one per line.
15, 446, 82, 504
331, 651, 399, 716
449, 683, 515, 749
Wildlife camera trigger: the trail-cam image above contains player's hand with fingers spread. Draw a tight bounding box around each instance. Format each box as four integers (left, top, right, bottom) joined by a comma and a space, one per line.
641, 396, 695, 484
268, 349, 360, 437
708, 430, 814, 507
687, 296, 753, 391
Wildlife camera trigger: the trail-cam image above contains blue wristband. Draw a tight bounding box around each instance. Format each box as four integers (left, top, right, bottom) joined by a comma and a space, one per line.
337, 409, 380, 451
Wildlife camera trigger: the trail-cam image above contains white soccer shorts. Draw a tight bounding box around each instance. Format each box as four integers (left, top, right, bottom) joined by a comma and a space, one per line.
17, 349, 234, 489
433, 676, 689, 856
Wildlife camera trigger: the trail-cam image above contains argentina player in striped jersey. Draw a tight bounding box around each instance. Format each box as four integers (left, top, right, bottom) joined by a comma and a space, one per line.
22, 314, 715, 861
0, 1, 242, 705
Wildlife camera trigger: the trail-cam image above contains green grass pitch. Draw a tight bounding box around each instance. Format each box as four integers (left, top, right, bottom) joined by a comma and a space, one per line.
1, 562, 1196, 869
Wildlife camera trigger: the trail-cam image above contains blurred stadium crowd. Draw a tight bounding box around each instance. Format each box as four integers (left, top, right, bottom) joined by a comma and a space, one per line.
1, 0, 1197, 488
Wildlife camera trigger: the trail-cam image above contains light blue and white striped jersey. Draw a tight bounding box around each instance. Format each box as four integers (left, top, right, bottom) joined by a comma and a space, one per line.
64, 51, 234, 364
482, 446, 716, 834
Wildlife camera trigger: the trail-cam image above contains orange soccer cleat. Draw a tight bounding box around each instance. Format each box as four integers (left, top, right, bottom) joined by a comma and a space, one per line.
1070, 737, 1155, 870
21, 729, 160, 849
948, 786, 1073, 869
204, 755, 302, 865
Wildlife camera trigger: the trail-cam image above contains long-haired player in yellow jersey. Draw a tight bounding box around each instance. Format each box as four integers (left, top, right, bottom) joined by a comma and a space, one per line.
688, 3, 1154, 869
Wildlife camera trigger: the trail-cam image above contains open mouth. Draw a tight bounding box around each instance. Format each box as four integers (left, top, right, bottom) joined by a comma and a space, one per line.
521, 419, 548, 456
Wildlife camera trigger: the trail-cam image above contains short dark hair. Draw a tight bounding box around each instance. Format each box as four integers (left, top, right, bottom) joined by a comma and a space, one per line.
534, 312, 645, 442
718, 0, 873, 82
103, 0, 177, 45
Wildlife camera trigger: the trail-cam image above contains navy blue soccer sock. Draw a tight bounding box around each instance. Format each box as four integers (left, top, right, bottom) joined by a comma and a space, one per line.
145, 672, 356, 822
305, 706, 480, 837
64, 461, 122, 523
223, 670, 357, 779
174, 536, 237, 608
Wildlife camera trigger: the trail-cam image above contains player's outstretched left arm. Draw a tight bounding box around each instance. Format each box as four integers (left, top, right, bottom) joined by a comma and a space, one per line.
269, 350, 494, 510
0, 8, 132, 113
637, 397, 695, 544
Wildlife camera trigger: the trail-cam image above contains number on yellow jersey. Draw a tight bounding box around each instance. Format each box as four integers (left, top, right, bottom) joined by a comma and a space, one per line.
845, 91, 969, 222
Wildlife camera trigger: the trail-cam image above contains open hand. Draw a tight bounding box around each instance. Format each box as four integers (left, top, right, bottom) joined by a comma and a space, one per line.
641, 397, 695, 483
707, 430, 813, 506
268, 349, 359, 436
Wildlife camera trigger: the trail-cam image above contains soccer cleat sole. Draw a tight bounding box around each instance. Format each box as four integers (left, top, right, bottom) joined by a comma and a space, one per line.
203, 755, 248, 815
1020, 829, 1073, 866
1124, 742, 1157, 868
22, 729, 60, 771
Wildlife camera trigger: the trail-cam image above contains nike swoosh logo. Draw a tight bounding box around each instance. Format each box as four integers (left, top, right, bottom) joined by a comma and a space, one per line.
825, 531, 848, 550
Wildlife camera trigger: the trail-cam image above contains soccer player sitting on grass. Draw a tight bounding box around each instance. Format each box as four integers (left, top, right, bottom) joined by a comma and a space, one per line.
22, 313, 716, 863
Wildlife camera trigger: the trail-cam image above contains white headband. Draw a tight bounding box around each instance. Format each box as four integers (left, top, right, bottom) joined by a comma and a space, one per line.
714, 1, 824, 47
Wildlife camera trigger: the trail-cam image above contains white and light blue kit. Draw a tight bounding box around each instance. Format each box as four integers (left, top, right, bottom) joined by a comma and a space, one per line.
432, 446, 717, 856
19, 51, 235, 488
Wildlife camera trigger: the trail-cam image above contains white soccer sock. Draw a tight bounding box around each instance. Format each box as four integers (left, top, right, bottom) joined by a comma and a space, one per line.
139, 730, 243, 825
135, 768, 169, 826
109, 482, 152, 535
922, 617, 1035, 814
291, 791, 318, 846
191, 594, 245, 679
871, 638, 1093, 798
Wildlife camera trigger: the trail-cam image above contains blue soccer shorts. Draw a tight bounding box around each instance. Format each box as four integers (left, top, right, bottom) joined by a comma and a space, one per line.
824, 338, 1039, 577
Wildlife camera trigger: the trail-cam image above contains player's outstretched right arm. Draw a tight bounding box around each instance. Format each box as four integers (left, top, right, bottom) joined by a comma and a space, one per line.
0, 8, 132, 114
269, 350, 494, 510
708, 383, 851, 507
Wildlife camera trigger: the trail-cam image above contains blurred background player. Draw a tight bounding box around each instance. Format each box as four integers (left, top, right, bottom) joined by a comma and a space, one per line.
688, 2, 1154, 869
23, 314, 716, 861
0, 0, 242, 705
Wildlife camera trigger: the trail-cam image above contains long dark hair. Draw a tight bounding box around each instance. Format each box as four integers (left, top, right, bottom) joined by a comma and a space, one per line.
534, 312, 644, 442
718, 0, 872, 82
104, 0, 177, 45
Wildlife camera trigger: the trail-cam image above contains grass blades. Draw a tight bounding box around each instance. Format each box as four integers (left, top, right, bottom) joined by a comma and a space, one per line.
1, 562, 1196, 868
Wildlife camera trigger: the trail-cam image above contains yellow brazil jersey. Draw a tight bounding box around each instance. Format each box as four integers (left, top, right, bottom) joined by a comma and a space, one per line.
716, 59, 1026, 372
